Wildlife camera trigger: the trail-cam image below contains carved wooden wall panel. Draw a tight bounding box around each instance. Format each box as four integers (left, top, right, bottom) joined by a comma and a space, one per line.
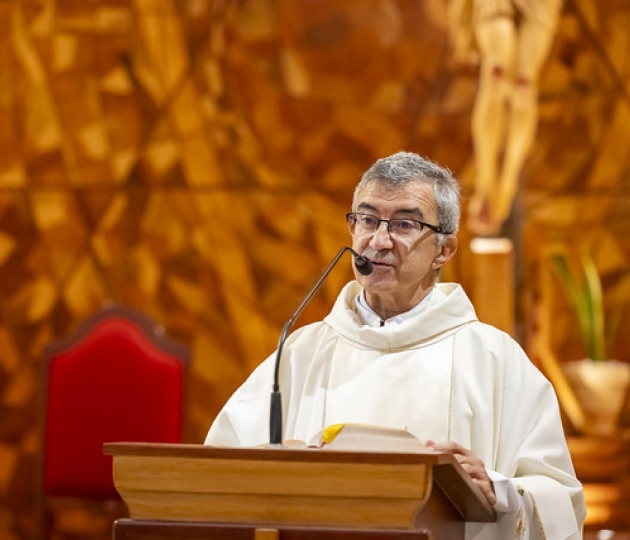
0, 0, 629, 537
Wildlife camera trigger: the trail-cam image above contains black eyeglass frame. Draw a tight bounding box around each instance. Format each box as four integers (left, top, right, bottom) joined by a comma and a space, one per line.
346, 212, 452, 236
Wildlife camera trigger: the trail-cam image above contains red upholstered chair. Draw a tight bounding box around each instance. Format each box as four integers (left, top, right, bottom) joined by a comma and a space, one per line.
36, 302, 190, 539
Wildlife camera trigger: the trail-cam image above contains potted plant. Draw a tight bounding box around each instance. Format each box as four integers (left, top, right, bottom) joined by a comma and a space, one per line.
550, 239, 630, 435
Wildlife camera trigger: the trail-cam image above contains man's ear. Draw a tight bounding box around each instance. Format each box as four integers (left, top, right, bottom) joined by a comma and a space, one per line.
433, 235, 458, 269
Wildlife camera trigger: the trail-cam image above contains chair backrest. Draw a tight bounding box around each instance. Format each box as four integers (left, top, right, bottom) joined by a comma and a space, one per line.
41, 303, 190, 500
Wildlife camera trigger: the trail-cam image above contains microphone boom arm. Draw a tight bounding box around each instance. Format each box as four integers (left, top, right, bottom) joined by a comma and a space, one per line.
269, 246, 370, 445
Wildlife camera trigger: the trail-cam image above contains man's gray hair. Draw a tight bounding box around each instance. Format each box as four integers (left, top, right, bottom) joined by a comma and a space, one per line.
352, 151, 461, 242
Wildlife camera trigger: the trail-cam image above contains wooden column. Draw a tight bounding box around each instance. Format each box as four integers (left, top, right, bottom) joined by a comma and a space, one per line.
254, 529, 279, 540
470, 238, 514, 337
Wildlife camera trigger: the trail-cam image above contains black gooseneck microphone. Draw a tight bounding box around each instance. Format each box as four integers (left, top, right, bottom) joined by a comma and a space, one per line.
269, 246, 373, 445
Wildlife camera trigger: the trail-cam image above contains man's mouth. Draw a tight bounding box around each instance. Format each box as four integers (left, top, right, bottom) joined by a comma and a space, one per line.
371, 261, 392, 269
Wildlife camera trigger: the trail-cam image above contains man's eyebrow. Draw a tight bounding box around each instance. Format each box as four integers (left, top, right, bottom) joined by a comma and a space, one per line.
395, 208, 424, 218
356, 202, 378, 213
356, 202, 425, 218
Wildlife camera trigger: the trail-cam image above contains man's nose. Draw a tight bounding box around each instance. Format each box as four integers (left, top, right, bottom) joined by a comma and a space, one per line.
370, 221, 394, 248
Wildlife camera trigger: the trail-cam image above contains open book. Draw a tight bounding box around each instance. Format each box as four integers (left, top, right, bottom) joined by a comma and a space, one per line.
299, 424, 430, 453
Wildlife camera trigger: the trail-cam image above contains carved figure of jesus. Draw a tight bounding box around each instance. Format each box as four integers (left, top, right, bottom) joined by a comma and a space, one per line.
448, 0, 563, 236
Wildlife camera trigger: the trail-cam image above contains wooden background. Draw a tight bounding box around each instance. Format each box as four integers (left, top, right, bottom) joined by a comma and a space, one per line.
0, 0, 629, 537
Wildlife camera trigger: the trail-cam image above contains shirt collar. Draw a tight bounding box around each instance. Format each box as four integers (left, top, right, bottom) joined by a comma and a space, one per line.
355, 288, 434, 327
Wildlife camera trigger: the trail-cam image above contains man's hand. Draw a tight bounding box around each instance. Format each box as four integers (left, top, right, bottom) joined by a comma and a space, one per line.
425, 440, 497, 506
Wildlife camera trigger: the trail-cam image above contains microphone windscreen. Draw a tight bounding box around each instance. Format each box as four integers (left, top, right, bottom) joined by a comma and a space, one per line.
355, 256, 373, 276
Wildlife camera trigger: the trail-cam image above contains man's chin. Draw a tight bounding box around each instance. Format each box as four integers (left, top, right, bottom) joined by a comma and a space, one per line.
358, 274, 396, 293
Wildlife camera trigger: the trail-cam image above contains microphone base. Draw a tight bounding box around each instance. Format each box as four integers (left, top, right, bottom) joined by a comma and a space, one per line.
269, 391, 283, 445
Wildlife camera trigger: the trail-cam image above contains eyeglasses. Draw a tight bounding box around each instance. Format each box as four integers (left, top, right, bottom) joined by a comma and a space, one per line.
346, 212, 450, 237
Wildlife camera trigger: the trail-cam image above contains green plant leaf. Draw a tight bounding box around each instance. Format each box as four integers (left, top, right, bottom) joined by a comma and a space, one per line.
579, 245, 606, 361
551, 252, 592, 357
550, 239, 629, 362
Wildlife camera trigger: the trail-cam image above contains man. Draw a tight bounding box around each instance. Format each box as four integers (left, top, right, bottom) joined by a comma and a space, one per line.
206, 151, 586, 538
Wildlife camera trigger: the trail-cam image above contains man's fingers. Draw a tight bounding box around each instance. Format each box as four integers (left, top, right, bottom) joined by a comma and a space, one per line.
425, 440, 496, 506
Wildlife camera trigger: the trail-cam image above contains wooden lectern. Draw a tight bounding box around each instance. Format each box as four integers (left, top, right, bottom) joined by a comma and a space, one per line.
104, 443, 495, 540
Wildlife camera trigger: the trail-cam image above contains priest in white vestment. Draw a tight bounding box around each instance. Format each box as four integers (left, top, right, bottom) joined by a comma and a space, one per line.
205, 151, 586, 539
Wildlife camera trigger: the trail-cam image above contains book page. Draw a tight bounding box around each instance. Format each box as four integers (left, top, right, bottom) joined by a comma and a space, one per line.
308, 424, 430, 453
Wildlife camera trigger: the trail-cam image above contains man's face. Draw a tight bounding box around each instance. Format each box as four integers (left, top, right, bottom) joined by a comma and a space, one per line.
350, 180, 457, 310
